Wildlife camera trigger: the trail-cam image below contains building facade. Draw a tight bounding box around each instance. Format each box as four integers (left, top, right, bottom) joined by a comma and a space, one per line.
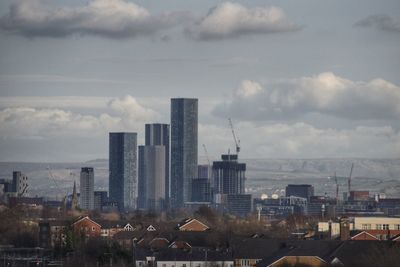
213, 154, 246, 195
170, 98, 198, 208
285, 184, 314, 201
145, 123, 170, 203
12, 171, 28, 197
138, 145, 166, 211
109, 132, 138, 211
80, 167, 94, 210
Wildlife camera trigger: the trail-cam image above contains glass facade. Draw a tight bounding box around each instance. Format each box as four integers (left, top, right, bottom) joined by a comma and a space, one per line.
170, 98, 198, 208
109, 132, 137, 211
145, 123, 170, 202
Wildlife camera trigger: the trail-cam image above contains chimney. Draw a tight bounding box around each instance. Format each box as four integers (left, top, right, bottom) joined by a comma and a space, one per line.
340, 217, 350, 241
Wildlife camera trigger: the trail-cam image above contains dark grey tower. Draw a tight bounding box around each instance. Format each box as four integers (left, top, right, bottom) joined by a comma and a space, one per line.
109, 132, 137, 211
170, 98, 198, 208
138, 145, 166, 211
145, 123, 170, 203
212, 154, 246, 195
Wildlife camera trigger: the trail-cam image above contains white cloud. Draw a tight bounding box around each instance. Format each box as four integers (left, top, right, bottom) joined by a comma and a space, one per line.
186, 2, 300, 40
0, 0, 188, 38
0, 95, 159, 139
236, 80, 263, 97
355, 14, 400, 33
213, 72, 400, 121
199, 122, 400, 159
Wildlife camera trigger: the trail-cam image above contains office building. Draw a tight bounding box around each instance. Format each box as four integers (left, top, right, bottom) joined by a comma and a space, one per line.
170, 98, 198, 208
94, 191, 108, 210
212, 154, 246, 195
227, 194, 252, 217
109, 132, 138, 211
145, 123, 170, 202
80, 167, 94, 210
12, 171, 28, 197
138, 145, 166, 211
285, 184, 314, 201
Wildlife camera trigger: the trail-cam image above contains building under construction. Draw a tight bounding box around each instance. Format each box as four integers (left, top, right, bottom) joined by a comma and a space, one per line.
212, 154, 246, 195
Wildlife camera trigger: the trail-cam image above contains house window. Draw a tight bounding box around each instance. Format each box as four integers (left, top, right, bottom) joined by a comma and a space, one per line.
183, 264, 187, 267
362, 224, 371, 230
92, 226, 95, 231
395, 224, 400, 230
376, 224, 382, 230
382, 224, 389, 230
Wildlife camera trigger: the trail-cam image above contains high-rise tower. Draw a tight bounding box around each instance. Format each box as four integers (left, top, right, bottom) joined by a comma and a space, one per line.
145, 123, 170, 203
109, 132, 137, 211
138, 145, 166, 211
80, 167, 94, 210
170, 98, 198, 208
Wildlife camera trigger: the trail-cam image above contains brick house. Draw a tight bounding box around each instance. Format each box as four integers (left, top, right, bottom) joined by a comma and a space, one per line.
72, 216, 101, 238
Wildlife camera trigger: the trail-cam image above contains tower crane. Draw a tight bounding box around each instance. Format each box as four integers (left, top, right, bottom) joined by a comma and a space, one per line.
334, 172, 339, 204
348, 163, 354, 195
202, 144, 211, 166
228, 118, 240, 155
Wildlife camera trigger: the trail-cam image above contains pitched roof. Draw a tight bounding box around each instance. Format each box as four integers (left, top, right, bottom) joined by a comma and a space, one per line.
256, 240, 342, 267
351, 231, 379, 240
72, 216, 101, 227
177, 218, 210, 231
113, 230, 145, 241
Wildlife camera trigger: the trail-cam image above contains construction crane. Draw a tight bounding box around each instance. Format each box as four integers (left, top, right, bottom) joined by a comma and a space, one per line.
334, 172, 339, 204
47, 166, 67, 201
202, 144, 211, 166
228, 118, 240, 155
348, 163, 354, 195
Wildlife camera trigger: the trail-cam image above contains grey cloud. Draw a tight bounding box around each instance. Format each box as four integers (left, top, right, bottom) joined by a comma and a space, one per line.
0, 0, 189, 38
355, 14, 400, 33
213, 72, 400, 121
186, 2, 301, 41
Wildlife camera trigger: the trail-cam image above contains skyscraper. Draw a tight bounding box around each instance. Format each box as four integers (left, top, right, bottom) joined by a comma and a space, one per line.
80, 167, 94, 210
109, 132, 137, 211
145, 123, 170, 202
138, 145, 166, 211
170, 98, 198, 208
212, 154, 246, 195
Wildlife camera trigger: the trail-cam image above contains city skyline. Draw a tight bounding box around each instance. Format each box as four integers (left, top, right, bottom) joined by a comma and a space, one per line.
0, 0, 399, 162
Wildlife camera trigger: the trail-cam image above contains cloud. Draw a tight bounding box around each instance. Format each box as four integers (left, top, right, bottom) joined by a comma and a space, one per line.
0, 95, 159, 139
213, 72, 400, 121
0, 0, 188, 38
199, 122, 400, 159
186, 2, 300, 41
355, 14, 400, 33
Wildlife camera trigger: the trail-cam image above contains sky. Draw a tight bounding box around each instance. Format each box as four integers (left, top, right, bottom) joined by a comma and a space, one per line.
0, 0, 399, 162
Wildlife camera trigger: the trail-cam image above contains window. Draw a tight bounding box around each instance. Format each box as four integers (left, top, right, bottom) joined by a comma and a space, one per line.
395, 224, 400, 230
362, 224, 371, 230
376, 224, 382, 230
92, 226, 95, 231
163, 264, 166, 267
383, 224, 389, 230
183, 264, 187, 267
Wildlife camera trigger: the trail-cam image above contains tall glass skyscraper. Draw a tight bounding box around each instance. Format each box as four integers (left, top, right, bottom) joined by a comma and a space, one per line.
170, 98, 198, 208
145, 123, 170, 203
109, 132, 137, 211
80, 167, 94, 210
